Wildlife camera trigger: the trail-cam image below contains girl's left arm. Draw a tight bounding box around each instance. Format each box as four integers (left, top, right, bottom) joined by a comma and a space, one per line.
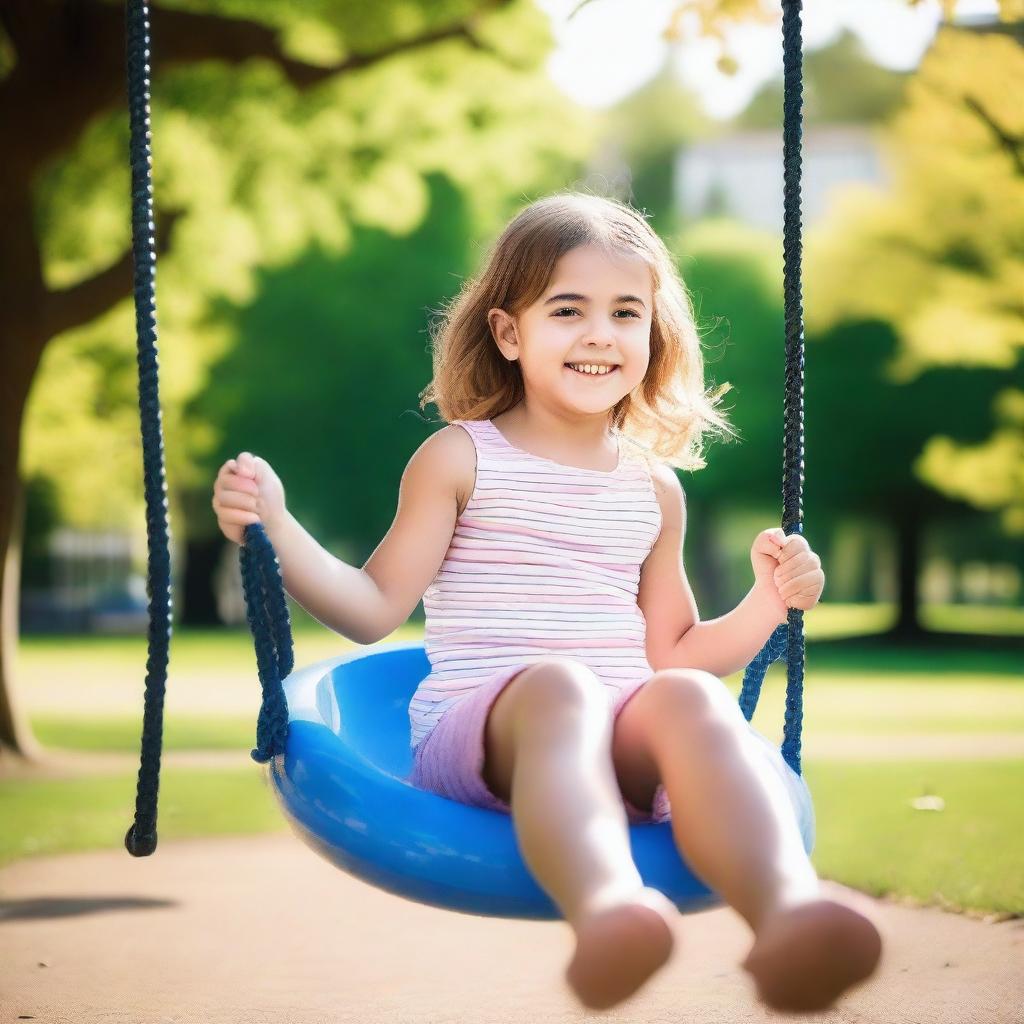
668, 529, 825, 678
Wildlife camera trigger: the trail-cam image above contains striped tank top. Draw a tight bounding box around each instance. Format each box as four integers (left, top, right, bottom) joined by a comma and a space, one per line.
408, 417, 663, 752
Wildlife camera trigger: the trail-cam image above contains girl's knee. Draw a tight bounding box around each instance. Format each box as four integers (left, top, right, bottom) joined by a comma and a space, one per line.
484, 660, 609, 796
642, 669, 744, 730
505, 658, 609, 736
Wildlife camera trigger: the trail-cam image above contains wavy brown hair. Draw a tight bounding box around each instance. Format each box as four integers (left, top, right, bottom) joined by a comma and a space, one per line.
418, 190, 738, 470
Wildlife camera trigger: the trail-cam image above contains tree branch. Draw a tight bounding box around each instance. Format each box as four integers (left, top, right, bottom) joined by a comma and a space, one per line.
44, 211, 180, 338
150, 0, 517, 89
0, 0, 518, 184
963, 95, 1024, 177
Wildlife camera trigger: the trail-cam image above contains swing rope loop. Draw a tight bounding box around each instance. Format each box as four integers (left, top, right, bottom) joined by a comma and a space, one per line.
241, 523, 294, 764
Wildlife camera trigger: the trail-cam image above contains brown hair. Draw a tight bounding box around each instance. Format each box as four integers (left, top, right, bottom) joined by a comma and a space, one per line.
418, 190, 738, 471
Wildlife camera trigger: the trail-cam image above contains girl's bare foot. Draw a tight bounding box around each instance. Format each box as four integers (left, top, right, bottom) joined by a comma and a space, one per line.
741, 895, 883, 1012
565, 886, 677, 1010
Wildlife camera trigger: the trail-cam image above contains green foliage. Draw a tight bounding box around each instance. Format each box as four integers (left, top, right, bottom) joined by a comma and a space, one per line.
187, 174, 475, 550
804, 26, 1024, 533
22, 476, 61, 588
21, 0, 596, 537
600, 62, 717, 234
732, 29, 911, 130
622, 209, 1024, 612
666, 216, 787, 514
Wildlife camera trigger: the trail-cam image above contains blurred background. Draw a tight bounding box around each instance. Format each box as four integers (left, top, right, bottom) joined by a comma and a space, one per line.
0, 0, 1021, 918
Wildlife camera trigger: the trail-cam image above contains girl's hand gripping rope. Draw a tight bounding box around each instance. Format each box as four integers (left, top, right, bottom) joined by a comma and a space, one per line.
212, 451, 287, 545
751, 528, 825, 613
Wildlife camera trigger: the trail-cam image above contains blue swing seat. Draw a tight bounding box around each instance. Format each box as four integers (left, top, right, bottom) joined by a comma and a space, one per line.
265, 641, 815, 920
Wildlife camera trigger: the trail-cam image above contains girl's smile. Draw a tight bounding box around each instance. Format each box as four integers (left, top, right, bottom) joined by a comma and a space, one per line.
564, 363, 621, 379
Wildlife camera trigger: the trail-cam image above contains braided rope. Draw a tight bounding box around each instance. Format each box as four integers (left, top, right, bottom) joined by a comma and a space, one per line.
124, 0, 171, 857
241, 523, 293, 764
123, 0, 295, 855
738, 0, 808, 777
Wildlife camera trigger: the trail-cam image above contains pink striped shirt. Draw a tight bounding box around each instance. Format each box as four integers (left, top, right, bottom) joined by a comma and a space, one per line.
408, 417, 663, 751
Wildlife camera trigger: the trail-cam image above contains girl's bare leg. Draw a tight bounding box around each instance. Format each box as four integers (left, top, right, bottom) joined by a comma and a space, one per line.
618, 671, 883, 1013
483, 659, 677, 1010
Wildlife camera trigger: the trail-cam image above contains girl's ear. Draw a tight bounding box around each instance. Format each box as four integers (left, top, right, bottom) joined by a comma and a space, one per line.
488, 308, 518, 360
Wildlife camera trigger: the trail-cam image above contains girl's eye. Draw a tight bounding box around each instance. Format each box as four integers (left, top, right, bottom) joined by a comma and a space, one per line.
553, 308, 640, 318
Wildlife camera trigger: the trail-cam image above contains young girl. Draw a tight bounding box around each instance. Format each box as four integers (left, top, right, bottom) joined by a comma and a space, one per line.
212, 192, 883, 1013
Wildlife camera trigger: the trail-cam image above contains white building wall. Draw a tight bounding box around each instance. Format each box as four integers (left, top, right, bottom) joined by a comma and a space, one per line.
675, 125, 890, 232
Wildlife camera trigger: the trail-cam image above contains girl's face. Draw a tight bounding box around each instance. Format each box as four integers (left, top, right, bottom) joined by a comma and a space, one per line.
488, 244, 653, 417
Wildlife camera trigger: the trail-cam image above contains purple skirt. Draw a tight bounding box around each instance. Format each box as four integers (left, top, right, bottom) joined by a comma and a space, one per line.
406, 664, 813, 830
407, 666, 671, 824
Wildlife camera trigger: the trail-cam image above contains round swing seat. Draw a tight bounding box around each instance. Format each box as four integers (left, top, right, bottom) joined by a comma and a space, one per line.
266, 641, 815, 920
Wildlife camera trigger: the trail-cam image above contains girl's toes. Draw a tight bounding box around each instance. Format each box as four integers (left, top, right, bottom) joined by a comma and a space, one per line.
742, 898, 883, 1012
566, 887, 677, 1010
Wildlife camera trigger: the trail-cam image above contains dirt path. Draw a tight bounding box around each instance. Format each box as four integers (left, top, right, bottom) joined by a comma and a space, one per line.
1, 834, 1021, 1023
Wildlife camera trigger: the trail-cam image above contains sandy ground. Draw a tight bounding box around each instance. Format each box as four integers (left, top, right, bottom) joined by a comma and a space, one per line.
1, 833, 1022, 1024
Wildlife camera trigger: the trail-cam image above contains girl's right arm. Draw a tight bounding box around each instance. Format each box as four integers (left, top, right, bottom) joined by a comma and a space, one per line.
261, 507, 389, 645
213, 428, 471, 646
213, 451, 386, 644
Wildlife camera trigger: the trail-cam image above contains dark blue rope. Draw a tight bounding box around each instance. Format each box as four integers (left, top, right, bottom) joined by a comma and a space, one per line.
123, 0, 295, 858
241, 523, 294, 763
124, 0, 171, 857
738, 0, 807, 778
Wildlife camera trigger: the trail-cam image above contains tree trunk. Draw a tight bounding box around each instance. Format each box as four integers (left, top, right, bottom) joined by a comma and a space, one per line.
181, 534, 228, 626
0, 172, 47, 765
0, 0, 520, 773
891, 494, 927, 639
0, 440, 44, 767
687, 495, 729, 616
854, 522, 876, 604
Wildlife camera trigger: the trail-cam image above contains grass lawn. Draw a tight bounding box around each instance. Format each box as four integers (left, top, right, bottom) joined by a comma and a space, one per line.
805, 760, 1023, 918
4, 603, 1022, 918
2, 759, 1019, 918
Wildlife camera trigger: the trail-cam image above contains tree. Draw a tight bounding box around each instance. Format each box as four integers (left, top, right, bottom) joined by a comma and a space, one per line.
596, 61, 717, 237
181, 173, 479, 627
657, 217, 1018, 638
8, 0, 903, 766
0, 0, 598, 766
653, 18, 1024, 641
730, 27, 911, 130
804, 22, 1024, 536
